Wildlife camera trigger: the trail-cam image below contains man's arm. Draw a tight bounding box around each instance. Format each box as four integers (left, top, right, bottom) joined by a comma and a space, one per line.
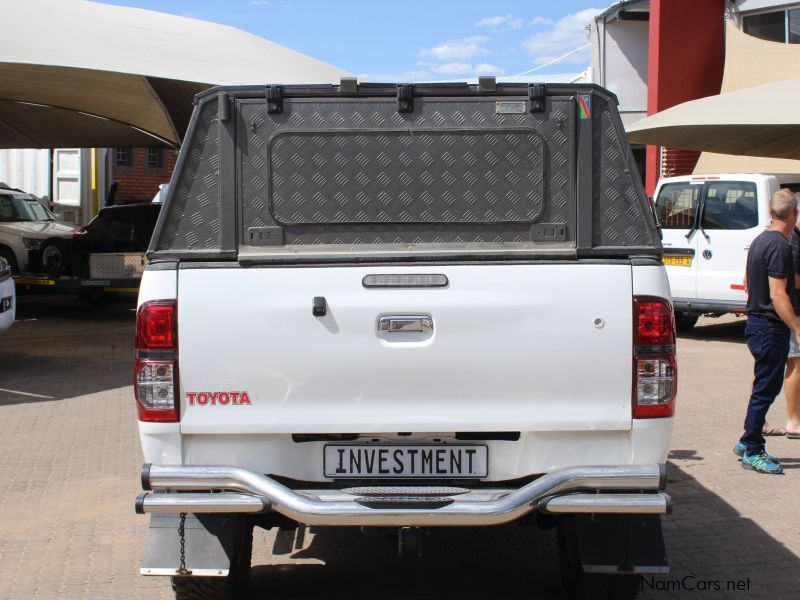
768, 276, 800, 336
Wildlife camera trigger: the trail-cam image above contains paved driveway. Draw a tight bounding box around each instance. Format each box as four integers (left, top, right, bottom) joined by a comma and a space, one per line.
0, 295, 798, 599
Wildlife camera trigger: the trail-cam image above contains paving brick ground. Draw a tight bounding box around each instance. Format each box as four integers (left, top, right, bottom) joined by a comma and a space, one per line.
0, 295, 798, 599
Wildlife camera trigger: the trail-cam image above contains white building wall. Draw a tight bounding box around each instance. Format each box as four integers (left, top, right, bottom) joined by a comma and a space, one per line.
590, 17, 649, 127
0, 149, 50, 199
604, 21, 649, 127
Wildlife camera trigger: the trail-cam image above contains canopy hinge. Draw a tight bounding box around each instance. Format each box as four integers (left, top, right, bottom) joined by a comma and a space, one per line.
266, 84, 284, 114
397, 84, 414, 114
528, 83, 545, 113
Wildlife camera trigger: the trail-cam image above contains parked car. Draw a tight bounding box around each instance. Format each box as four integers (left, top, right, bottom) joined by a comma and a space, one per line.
0, 256, 14, 332
134, 82, 673, 600
653, 173, 800, 329
0, 187, 78, 275
72, 203, 161, 277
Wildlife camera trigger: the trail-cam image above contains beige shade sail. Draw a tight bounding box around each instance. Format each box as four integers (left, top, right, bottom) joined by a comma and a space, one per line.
695, 22, 800, 174
0, 0, 350, 148
627, 22, 800, 172
626, 75, 800, 160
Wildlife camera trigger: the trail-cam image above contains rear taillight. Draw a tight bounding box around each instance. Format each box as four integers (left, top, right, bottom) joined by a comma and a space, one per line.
633, 296, 677, 419
135, 300, 178, 422
72, 227, 87, 239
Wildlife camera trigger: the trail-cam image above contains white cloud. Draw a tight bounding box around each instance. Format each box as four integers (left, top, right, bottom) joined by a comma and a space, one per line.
430, 62, 473, 75
429, 62, 505, 76
530, 16, 554, 26
248, 0, 270, 5
475, 14, 523, 31
357, 70, 432, 82
473, 63, 504, 75
419, 36, 491, 61
358, 62, 504, 82
521, 8, 602, 65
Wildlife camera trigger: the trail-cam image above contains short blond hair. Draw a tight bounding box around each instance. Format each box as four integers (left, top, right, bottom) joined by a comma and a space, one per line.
769, 188, 798, 220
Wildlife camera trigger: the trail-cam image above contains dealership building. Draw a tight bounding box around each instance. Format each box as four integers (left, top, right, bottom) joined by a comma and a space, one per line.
589, 0, 800, 194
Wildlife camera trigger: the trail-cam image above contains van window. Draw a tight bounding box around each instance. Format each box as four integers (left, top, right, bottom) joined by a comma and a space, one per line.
654, 183, 701, 229
701, 182, 757, 230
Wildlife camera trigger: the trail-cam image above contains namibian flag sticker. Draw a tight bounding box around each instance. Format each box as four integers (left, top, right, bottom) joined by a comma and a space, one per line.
578, 94, 592, 119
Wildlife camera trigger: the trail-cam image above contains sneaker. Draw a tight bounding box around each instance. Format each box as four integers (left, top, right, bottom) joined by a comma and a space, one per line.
742, 451, 785, 474
733, 442, 780, 463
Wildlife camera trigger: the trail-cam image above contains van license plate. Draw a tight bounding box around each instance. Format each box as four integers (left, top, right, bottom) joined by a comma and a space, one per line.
324, 445, 488, 478
663, 255, 692, 267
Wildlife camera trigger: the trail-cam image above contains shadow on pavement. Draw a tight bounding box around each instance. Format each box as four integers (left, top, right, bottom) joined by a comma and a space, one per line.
247, 461, 800, 599
249, 522, 562, 600
641, 461, 799, 598
0, 293, 136, 405
678, 317, 746, 344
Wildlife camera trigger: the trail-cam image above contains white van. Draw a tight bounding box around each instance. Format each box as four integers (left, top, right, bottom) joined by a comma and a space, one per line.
653, 173, 800, 329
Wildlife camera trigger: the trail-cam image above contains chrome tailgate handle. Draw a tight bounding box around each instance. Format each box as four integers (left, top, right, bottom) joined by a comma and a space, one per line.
378, 315, 433, 333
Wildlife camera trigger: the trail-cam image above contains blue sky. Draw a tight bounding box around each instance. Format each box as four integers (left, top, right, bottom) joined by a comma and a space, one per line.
100, 1, 607, 80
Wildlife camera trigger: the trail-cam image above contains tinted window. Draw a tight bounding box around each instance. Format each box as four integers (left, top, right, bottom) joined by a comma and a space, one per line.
744, 11, 786, 42
701, 182, 758, 230
654, 183, 701, 229
0, 194, 53, 221
0, 197, 13, 220
790, 9, 800, 43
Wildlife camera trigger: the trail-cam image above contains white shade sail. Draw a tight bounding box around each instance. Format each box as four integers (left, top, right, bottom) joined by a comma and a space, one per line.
0, 0, 350, 148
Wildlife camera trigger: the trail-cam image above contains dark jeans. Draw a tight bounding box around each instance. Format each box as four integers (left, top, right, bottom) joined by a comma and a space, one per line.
741, 315, 790, 454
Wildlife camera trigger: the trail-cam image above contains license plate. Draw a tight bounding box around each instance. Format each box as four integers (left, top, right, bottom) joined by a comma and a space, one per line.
324, 445, 488, 478
663, 255, 692, 267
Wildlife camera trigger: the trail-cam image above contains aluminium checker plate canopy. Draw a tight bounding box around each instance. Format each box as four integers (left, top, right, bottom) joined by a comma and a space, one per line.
148, 81, 660, 263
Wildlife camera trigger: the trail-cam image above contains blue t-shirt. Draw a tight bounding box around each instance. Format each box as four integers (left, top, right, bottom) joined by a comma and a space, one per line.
746, 229, 797, 322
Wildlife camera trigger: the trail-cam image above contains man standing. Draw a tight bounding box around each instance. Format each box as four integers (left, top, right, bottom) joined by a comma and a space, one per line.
737, 189, 800, 474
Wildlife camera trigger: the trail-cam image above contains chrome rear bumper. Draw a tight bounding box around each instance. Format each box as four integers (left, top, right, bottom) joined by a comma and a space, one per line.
136, 463, 669, 526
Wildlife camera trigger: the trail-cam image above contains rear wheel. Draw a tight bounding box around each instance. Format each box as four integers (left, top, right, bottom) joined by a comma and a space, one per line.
558, 518, 641, 600
40, 237, 72, 277
674, 312, 698, 332
171, 523, 253, 600
0, 247, 18, 274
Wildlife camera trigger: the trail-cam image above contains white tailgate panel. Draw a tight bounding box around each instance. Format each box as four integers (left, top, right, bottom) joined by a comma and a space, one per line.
178, 264, 633, 434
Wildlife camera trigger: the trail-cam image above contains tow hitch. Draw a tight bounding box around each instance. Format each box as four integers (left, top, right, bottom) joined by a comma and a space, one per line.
398, 527, 425, 558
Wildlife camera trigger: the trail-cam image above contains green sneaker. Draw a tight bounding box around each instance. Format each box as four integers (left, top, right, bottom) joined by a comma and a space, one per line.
733, 442, 780, 463
742, 451, 784, 474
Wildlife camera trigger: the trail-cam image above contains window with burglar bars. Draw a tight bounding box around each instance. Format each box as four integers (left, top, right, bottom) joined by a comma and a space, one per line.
115, 147, 133, 168
146, 148, 164, 170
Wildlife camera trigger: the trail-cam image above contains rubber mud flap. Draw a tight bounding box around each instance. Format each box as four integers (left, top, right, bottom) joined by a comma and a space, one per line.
573, 514, 669, 574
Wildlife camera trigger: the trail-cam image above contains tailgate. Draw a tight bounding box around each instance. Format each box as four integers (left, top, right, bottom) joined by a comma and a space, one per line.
177, 264, 633, 434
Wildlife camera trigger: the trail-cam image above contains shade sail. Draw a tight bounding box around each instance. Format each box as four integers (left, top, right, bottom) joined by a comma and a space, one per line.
693, 22, 800, 174
0, 0, 350, 148
626, 76, 800, 160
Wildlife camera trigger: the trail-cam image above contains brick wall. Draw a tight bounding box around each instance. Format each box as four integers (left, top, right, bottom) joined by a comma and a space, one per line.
110, 147, 176, 205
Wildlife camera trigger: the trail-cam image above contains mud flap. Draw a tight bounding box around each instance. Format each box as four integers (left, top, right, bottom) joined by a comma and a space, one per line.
568, 514, 669, 575
140, 514, 248, 577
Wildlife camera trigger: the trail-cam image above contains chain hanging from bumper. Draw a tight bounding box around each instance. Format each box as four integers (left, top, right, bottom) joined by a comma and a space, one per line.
176, 512, 191, 575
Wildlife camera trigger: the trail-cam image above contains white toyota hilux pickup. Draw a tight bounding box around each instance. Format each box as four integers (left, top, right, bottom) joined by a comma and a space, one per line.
134, 79, 675, 600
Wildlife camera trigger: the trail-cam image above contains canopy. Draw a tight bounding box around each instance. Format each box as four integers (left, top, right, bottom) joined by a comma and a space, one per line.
626, 76, 800, 160
0, 0, 349, 148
